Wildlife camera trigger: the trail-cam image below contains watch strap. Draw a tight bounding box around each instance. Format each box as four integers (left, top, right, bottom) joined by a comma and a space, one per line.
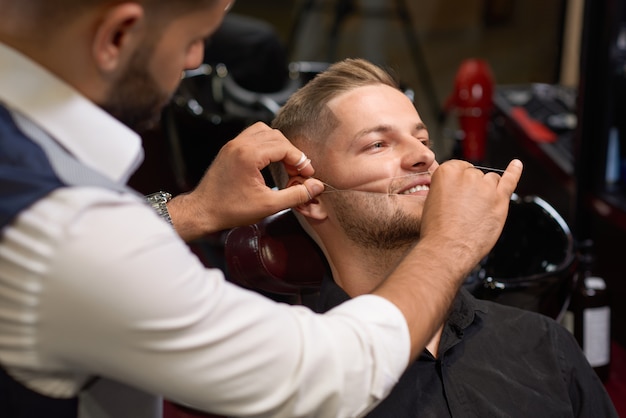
145, 191, 173, 226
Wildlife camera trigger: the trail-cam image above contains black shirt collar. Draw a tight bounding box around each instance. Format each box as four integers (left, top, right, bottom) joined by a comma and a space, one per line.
316, 274, 490, 355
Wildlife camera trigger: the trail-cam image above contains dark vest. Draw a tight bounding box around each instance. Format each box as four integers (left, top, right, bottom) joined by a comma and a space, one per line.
0, 104, 137, 417
0, 105, 64, 227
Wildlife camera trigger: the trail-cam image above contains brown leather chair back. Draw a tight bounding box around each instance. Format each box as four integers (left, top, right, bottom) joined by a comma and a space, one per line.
224, 210, 328, 302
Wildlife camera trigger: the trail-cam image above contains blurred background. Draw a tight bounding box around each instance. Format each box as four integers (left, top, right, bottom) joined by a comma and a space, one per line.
227, 0, 570, 159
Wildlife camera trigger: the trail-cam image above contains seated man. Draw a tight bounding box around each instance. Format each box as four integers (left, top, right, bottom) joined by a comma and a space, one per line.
270, 58, 618, 417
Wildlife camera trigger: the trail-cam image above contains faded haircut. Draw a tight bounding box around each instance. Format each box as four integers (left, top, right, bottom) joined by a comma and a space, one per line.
270, 58, 400, 188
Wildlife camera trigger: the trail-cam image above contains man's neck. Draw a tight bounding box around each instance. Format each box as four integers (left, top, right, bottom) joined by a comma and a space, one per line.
425, 326, 444, 358
329, 245, 409, 296
329, 243, 446, 358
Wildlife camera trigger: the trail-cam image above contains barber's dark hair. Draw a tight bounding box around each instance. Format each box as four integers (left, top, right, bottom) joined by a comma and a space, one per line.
270, 58, 400, 187
8, 0, 219, 33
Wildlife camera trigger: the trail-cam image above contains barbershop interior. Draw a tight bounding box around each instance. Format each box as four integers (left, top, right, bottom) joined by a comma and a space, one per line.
129, 0, 626, 415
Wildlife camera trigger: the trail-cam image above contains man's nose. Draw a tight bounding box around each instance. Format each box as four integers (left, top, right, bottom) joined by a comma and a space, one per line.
185, 42, 205, 71
403, 139, 435, 169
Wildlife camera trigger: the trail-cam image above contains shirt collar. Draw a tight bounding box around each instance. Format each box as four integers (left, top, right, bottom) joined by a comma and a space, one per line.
0, 43, 143, 183
319, 271, 486, 308
317, 273, 492, 358
448, 287, 488, 329
317, 273, 488, 333
316, 274, 351, 313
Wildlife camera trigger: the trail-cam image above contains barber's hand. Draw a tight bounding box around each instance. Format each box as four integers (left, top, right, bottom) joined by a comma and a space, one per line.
168, 122, 325, 241
372, 159, 522, 362
420, 159, 523, 274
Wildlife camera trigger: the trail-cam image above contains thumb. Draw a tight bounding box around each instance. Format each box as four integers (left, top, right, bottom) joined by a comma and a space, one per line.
274, 179, 325, 209
303, 178, 325, 199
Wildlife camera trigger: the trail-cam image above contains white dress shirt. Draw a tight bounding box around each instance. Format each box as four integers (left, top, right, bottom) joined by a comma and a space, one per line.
0, 43, 410, 418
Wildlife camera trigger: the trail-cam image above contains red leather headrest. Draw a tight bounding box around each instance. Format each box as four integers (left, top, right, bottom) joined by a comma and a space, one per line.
224, 210, 328, 295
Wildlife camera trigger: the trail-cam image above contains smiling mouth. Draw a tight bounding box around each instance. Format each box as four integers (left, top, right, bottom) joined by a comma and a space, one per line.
402, 184, 430, 194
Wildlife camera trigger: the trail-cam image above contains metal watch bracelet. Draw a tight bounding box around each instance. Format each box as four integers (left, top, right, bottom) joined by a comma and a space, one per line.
145, 191, 173, 226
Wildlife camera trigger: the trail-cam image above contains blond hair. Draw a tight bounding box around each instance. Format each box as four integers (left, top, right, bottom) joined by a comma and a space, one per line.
270, 58, 400, 188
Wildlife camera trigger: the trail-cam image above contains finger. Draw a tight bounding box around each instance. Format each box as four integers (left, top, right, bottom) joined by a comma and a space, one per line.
271, 179, 325, 210
303, 178, 325, 199
434, 159, 475, 179
242, 121, 272, 135
449, 159, 475, 169
497, 159, 523, 197
249, 128, 317, 178
296, 157, 312, 173
283, 150, 315, 178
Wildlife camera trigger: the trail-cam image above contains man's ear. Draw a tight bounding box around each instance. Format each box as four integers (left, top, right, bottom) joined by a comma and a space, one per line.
92, 3, 145, 73
287, 178, 328, 221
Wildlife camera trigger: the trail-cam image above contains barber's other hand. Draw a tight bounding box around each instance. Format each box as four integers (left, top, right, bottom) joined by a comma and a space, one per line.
168, 122, 324, 241
420, 159, 523, 276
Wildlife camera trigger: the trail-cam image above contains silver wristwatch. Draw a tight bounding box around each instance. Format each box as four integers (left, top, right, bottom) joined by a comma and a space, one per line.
145, 191, 173, 226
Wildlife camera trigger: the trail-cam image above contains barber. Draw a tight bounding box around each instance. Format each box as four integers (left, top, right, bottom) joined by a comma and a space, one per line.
0, 0, 522, 417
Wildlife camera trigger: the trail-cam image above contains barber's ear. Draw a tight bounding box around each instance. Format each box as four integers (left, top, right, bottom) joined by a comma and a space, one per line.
287, 178, 328, 221
92, 3, 144, 73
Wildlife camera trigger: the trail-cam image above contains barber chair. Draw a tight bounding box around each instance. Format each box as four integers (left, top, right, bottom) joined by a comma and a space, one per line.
223, 195, 578, 320
224, 209, 329, 306
466, 194, 578, 321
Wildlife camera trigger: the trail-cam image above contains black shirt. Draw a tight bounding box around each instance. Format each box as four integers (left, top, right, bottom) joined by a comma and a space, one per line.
315, 276, 618, 418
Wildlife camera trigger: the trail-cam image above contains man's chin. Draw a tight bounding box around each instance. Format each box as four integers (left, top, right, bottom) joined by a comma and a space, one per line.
131, 97, 173, 133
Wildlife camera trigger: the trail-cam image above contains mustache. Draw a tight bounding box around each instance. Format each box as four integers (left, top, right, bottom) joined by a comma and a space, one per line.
320, 171, 432, 195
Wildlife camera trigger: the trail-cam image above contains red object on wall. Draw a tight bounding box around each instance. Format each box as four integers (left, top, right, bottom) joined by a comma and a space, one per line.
444, 59, 495, 162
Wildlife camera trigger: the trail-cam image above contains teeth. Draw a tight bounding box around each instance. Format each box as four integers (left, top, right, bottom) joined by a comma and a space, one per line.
403, 185, 429, 194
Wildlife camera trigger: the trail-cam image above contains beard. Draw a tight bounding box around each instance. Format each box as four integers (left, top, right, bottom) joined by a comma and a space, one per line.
99, 46, 172, 133
327, 191, 422, 250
